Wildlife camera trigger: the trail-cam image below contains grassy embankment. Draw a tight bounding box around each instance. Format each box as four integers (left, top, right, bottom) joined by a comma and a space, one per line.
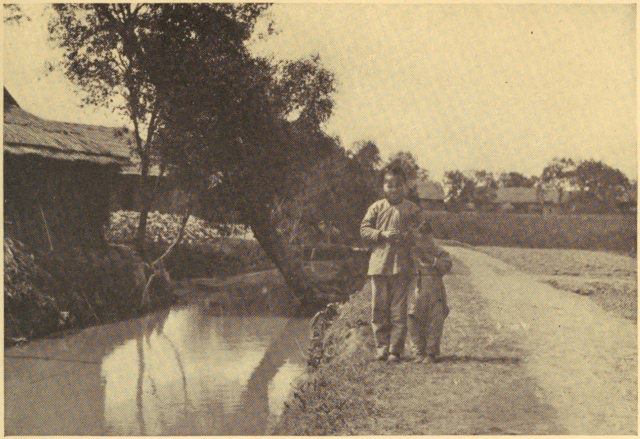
274, 212, 637, 434
274, 254, 566, 435
271, 283, 377, 435
4, 211, 271, 343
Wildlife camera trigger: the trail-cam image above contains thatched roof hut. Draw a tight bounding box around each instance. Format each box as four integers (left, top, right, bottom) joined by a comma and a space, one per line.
4, 88, 133, 252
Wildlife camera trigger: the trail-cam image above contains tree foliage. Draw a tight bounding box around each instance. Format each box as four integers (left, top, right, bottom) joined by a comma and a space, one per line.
275, 140, 380, 249
350, 140, 382, 170
573, 159, 631, 205
540, 157, 632, 210
540, 157, 577, 203
155, 53, 336, 210
471, 170, 498, 208
48, 4, 270, 256
143, 16, 336, 306
443, 170, 476, 210
49, 4, 339, 306
499, 171, 537, 188
443, 169, 499, 210
3, 4, 30, 24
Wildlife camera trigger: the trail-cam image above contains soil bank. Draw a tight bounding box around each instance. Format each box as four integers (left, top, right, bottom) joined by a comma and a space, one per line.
274, 246, 637, 435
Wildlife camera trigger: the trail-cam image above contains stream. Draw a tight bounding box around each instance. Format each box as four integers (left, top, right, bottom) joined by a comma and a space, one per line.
5, 270, 319, 435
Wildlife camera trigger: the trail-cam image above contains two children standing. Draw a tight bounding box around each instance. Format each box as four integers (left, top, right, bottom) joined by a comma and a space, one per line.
360, 165, 452, 363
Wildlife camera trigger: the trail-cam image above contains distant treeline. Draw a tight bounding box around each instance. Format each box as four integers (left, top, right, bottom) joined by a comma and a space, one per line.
442, 157, 636, 212
276, 145, 637, 252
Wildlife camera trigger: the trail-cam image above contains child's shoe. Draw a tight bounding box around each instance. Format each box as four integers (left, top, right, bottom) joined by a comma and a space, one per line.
412, 354, 427, 364
375, 350, 389, 361
387, 354, 401, 363
422, 354, 438, 364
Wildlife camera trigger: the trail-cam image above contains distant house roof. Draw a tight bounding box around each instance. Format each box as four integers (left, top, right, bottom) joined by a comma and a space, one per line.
496, 187, 560, 204
4, 87, 132, 166
415, 179, 445, 200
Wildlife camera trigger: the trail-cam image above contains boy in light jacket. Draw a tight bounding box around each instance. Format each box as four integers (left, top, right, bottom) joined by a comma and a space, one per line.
360, 165, 423, 363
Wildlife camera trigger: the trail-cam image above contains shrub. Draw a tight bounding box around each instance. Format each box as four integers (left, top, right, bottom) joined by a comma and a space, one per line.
108, 210, 270, 279
35, 245, 173, 325
4, 237, 174, 342
145, 238, 273, 280
4, 237, 59, 340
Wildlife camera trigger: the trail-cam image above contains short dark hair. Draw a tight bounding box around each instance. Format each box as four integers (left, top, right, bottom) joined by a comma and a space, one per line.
383, 162, 407, 183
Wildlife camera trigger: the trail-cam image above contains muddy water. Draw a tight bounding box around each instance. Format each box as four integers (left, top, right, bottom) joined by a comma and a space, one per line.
5, 284, 312, 435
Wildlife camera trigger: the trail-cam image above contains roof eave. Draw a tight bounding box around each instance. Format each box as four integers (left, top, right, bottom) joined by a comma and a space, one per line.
4, 142, 129, 166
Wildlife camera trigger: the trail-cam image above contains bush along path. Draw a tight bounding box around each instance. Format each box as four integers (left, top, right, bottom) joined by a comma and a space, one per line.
274, 247, 637, 435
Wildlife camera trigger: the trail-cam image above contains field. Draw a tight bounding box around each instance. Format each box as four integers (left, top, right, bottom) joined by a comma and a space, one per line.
478, 246, 637, 322
425, 212, 636, 255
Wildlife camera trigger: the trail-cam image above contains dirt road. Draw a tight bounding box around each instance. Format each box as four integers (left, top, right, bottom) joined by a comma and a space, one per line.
276, 246, 637, 435
446, 247, 637, 435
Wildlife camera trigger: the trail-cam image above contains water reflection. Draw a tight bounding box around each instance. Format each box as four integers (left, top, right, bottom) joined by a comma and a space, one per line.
6, 297, 309, 435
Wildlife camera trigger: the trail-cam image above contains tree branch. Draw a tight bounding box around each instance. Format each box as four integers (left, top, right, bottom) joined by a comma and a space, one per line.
130, 98, 146, 159
145, 107, 159, 147
151, 193, 193, 267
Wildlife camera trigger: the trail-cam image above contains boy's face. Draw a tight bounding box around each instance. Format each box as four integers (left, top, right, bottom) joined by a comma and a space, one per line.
383, 174, 405, 204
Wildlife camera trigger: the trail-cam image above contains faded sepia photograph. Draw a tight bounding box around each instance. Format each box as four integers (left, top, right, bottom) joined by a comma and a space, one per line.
3, 3, 637, 435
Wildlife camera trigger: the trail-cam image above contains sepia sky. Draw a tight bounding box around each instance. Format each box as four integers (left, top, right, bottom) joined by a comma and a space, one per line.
4, 4, 637, 181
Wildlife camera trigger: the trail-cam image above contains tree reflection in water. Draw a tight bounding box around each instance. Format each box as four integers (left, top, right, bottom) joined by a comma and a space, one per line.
106, 302, 308, 435
6, 282, 309, 436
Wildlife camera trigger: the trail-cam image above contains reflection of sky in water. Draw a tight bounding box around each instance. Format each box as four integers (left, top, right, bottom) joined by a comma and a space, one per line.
268, 359, 307, 417
6, 286, 309, 436
101, 308, 307, 435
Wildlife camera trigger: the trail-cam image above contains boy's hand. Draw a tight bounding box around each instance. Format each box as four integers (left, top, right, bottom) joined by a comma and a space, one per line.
380, 229, 401, 243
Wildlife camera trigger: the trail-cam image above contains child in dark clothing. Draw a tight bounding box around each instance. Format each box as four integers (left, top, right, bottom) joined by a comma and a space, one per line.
407, 219, 452, 363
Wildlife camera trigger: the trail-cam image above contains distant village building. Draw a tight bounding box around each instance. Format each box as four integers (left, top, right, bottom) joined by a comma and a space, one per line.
4, 88, 131, 252
414, 179, 446, 210
496, 187, 560, 213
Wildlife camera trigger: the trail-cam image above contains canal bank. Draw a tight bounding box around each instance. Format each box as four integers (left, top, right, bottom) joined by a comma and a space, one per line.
4, 238, 177, 345
273, 247, 637, 435
4, 232, 275, 345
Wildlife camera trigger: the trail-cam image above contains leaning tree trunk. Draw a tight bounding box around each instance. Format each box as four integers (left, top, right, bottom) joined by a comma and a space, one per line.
247, 204, 321, 311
